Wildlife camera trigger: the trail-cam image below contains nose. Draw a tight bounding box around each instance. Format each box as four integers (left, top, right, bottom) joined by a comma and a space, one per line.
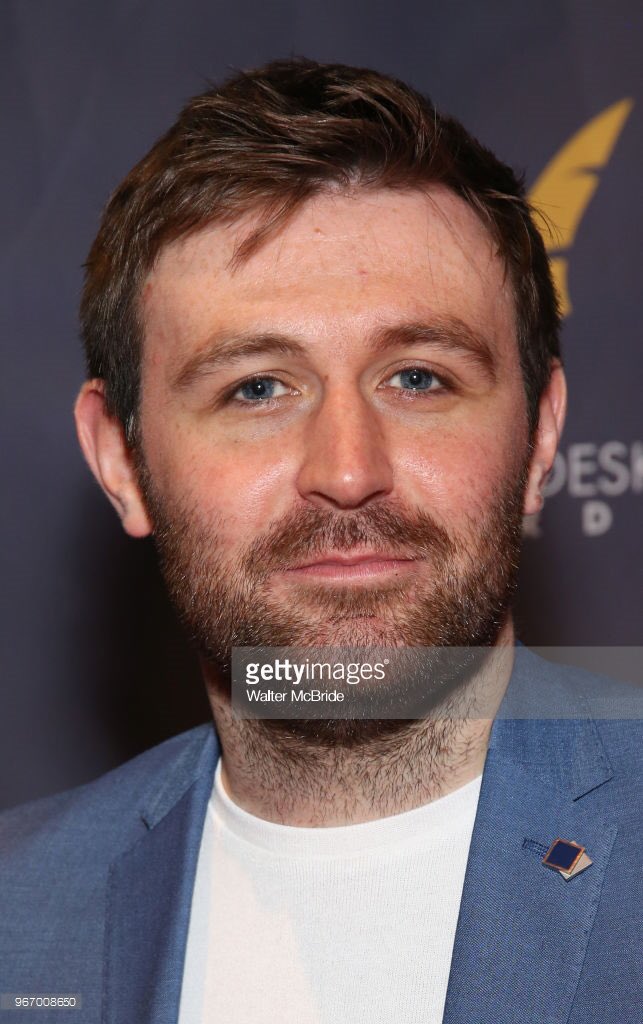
295, 385, 394, 509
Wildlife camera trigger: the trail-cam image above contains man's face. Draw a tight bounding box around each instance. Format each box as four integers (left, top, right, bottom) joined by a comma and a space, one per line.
135, 186, 531, 677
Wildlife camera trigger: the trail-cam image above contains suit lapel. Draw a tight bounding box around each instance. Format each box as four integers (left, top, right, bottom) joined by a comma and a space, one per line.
443, 650, 617, 1024
103, 726, 219, 1024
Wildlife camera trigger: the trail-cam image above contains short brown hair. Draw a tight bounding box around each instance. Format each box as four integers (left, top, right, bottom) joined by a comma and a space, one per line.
80, 57, 560, 441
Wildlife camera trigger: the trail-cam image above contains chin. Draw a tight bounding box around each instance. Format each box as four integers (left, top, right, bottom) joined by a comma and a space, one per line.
271, 611, 410, 649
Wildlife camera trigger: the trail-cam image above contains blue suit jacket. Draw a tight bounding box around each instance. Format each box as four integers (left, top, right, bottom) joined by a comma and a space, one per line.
1, 647, 641, 1023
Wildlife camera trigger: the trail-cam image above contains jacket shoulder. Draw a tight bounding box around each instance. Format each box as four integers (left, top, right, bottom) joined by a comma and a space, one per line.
507, 646, 643, 800
0, 723, 217, 1014
0, 722, 215, 869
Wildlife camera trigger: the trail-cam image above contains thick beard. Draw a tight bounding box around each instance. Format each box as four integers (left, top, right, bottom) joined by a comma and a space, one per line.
137, 454, 529, 747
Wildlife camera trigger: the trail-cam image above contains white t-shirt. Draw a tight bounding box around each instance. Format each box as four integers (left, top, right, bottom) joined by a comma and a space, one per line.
178, 761, 482, 1024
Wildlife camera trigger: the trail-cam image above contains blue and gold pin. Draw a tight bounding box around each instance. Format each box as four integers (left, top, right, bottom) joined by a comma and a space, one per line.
542, 838, 592, 880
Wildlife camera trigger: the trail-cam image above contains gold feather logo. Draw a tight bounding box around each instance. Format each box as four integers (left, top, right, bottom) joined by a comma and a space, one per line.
528, 98, 633, 315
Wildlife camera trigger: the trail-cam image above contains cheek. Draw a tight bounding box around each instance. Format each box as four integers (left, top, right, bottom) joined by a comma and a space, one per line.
392, 419, 524, 522
146, 421, 299, 544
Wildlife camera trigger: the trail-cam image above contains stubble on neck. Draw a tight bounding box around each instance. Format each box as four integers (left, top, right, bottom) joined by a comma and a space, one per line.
206, 620, 514, 826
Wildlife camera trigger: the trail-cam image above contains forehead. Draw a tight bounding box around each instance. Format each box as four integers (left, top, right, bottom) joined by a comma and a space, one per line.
141, 186, 517, 367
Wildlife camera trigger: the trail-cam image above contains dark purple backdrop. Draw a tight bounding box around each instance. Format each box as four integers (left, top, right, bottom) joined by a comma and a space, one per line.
2, 0, 641, 809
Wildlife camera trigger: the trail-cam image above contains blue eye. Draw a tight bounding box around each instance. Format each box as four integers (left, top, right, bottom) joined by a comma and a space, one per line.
234, 377, 288, 402
389, 368, 438, 391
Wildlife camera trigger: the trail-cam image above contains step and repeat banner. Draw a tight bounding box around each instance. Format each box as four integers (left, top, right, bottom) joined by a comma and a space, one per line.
1, 1, 640, 808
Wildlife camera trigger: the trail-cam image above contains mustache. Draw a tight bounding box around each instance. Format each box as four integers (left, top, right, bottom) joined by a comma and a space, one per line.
239, 500, 457, 579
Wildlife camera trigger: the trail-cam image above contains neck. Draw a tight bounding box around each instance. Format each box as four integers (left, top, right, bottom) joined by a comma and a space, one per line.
205, 618, 515, 826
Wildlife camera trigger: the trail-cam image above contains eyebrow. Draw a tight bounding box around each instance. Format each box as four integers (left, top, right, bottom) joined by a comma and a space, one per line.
172, 333, 308, 391
171, 316, 498, 391
375, 318, 497, 380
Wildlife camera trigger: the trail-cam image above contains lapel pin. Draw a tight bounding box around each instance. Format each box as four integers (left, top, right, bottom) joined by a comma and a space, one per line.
542, 838, 593, 880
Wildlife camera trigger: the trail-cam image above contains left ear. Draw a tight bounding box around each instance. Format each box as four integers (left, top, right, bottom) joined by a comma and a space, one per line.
74, 379, 154, 538
523, 361, 567, 516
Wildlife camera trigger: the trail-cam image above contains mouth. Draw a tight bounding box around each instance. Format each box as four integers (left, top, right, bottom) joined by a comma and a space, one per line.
282, 551, 419, 581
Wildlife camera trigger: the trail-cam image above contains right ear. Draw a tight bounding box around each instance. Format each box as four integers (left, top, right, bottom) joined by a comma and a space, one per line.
74, 380, 153, 538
